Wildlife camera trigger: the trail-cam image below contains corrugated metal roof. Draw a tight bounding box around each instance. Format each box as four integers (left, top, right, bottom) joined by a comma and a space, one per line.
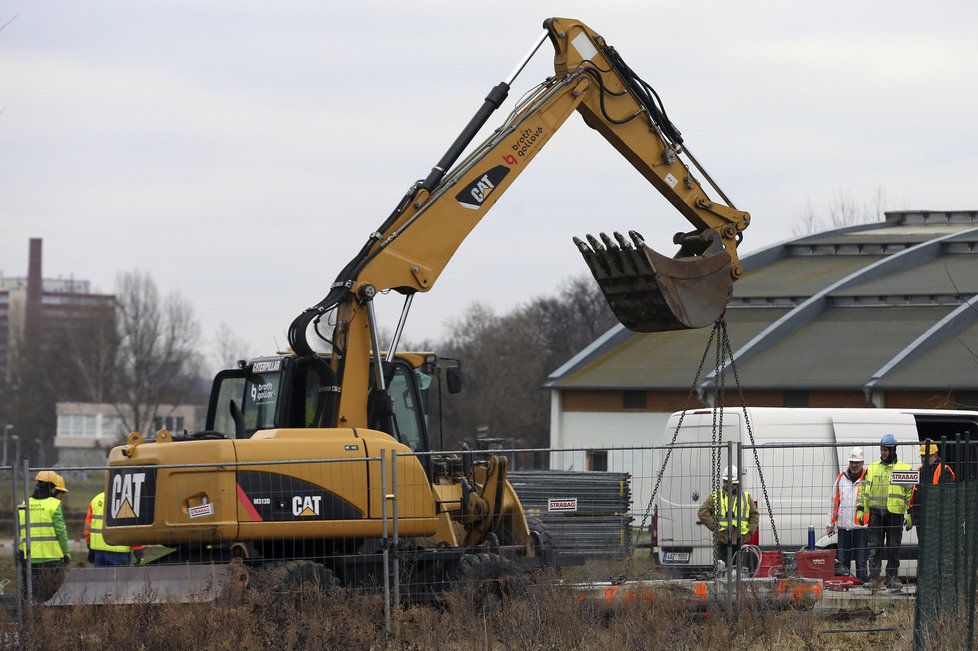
874, 319, 978, 389
732, 255, 884, 298
733, 306, 954, 388
832, 255, 978, 297
550, 210, 978, 395
550, 307, 789, 389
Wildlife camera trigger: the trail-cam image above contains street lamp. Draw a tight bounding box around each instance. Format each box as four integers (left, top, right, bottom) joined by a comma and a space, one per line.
2, 424, 11, 466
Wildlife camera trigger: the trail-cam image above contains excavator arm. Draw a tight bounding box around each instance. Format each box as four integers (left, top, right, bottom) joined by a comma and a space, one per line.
289, 18, 751, 429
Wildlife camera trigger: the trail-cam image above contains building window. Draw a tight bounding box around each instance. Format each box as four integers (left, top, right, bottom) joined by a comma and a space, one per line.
153, 415, 185, 433
57, 414, 97, 437
622, 391, 647, 409
587, 450, 608, 472
784, 391, 809, 408
102, 416, 128, 438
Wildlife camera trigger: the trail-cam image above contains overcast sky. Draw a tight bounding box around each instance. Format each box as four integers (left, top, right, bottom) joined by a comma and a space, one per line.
3, 1, 977, 363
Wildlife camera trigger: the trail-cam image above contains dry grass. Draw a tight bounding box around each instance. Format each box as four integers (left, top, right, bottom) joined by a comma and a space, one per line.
0, 574, 931, 650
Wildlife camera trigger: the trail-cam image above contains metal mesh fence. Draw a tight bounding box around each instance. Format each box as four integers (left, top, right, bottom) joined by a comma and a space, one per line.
913, 440, 978, 650
7, 437, 978, 639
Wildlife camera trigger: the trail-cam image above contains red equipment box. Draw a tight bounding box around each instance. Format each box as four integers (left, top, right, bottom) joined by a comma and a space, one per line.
795, 549, 836, 581
754, 550, 783, 578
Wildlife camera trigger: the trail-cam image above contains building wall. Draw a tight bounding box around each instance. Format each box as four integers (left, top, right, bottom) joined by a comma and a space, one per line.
55, 401, 201, 465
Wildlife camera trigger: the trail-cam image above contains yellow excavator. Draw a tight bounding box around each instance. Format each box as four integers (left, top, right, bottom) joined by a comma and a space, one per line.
50, 17, 750, 605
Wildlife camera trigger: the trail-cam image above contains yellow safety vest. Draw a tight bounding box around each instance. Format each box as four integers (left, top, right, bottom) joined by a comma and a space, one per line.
713, 490, 752, 536
89, 492, 131, 553
18, 497, 63, 561
860, 460, 912, 514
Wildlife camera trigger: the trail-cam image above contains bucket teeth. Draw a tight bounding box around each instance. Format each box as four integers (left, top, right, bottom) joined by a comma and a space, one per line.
575, 230, 733, 333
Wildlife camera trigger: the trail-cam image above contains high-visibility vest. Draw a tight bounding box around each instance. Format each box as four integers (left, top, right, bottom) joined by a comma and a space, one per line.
860, 460, 912, 515
88, 492, 132, 553
830, 468, 866, 528
932, 463, 956, 484
713, 490, 752, 536
18, 497, 63, 561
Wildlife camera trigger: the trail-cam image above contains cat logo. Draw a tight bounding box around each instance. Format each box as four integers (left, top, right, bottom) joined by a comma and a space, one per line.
455, 165, 510, 210
292, 495, 322, 517
110, 471, 146, 519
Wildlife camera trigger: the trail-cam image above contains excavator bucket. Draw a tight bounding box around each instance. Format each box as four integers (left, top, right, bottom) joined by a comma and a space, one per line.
575, 230, 732, 332
45, 563, 248, 606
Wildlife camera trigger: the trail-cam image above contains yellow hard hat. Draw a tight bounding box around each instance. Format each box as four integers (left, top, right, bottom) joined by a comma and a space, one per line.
52, 473, 68, 493
920, 441, 939, 456
34, 470, 59, 485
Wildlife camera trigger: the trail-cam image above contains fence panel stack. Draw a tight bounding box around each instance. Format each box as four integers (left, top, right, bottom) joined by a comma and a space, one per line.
508, 470, 633, 560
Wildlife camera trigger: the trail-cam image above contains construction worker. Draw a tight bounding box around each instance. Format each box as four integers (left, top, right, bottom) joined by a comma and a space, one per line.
826, 447, 868, 583
908, 440, 956, 537
856, 433, 913, 589
697, 465, 759, 567
84, 491, 145, 566
17, 470, 70, 601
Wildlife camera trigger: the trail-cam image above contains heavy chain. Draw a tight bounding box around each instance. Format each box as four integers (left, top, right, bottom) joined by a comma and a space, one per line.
719, 319, 781, 550
710, 315, 728, 567
618, 322, 720, 582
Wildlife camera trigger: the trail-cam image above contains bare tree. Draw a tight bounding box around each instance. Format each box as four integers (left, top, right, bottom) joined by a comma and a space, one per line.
792, 185, 889, 236
113, 270, 201, 434
436, 274, 616, 450
211, 322, 250, 375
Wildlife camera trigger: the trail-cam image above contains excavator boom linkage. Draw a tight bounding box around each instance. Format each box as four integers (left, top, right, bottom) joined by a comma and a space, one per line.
575, 230, 732, 332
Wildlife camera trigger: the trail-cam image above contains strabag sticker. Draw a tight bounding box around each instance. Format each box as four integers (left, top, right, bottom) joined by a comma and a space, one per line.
548, 498, 578, 512
188, 502, 215, 519
891, 470, 920, 485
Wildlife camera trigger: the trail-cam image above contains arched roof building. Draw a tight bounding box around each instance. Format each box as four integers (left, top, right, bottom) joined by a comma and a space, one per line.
546, 210, 978, 450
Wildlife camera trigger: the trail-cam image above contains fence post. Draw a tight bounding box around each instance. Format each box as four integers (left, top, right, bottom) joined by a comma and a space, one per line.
380, 449, 390, 635
21, 459, 32, 604
10, 459, 21, 627
725, 440, 734, 614
937, 436, 947, 616
735, 440, 743, 615
391, 450, 400, 611
967, 439, 978, 651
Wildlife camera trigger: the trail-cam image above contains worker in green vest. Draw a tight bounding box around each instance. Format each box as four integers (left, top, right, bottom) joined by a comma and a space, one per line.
84, 491, 144, 566
697, 465, 759, 568
855, 433, 912, 590
18, 470, 71, 602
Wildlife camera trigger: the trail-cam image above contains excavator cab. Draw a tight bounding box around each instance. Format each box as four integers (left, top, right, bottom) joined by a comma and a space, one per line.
205, 353, 441, 455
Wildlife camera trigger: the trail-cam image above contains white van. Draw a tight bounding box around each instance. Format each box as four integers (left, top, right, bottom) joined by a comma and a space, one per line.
653, 407, 978, 578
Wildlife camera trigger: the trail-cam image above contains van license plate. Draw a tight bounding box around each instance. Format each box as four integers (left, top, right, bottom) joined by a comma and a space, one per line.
663, 552, 690, 563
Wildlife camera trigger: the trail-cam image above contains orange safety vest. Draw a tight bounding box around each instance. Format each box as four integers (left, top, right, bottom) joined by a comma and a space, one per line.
932, 463, 956, 484
909, 463, 956, 510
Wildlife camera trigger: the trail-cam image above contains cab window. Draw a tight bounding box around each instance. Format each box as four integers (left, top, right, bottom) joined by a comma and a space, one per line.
243, 371, 281, 432
208, 369, 282, 437
388, 365, 426, 452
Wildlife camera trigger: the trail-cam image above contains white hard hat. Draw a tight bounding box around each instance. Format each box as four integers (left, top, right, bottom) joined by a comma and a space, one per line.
848, 447, 864, 463
722, 465, 739, 482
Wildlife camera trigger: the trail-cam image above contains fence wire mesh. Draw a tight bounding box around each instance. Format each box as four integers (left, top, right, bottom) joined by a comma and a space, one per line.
913, 440, 978, 650
6, 437, 977, 644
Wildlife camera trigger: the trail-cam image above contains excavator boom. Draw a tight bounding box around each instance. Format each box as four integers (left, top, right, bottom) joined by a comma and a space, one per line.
289, 18, 751, 429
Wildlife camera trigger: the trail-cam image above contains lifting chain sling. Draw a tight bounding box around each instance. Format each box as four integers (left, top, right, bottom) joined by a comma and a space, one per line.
618, 315, 781, 582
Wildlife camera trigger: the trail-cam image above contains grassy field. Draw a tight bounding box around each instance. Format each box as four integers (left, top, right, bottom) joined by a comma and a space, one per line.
0, 574, 932, 650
